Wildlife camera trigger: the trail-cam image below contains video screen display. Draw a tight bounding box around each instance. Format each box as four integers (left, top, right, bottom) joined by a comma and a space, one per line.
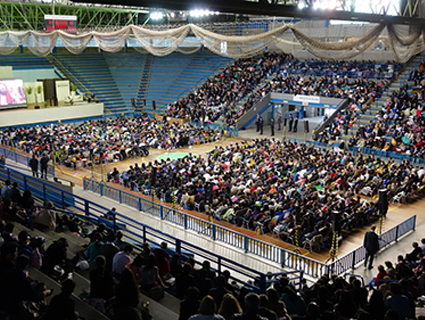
0, 79, 27, 109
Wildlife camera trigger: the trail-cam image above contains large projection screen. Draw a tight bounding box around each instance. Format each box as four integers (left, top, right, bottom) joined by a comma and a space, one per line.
0, 79, 27, 110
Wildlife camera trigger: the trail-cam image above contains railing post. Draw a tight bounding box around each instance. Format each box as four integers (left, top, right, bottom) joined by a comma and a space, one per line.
176, 239, 181, 255
244, 236, 248, 253
184, 215, 188, 229
395, 225, 399, 242
43, 183, 47, 201
83, 179, 86, 190
142, 226, 146, 243
113, 212, 117, 233
84, 200, 90, 216
280, 249, 286, 268
259, 273, 266, 293
119, 191, 122, 203
212, 224, 216, 240
352, 250, 356, 269
61, 192, 65, 209
413, 215, 416, 231
100, 184, 103, 196
138, 198, 142, 211
160, 206, 164, 220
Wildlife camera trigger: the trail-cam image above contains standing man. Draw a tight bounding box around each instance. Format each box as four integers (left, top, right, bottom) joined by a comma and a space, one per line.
259, 115, 264, 135
40, 153, 49, 180
270, 118, 275, 136
29, 155, 39, 178
277, 113, 282, 131
294, 116, 299, 133
288, 114, 293, 132
363, 225, 379, 269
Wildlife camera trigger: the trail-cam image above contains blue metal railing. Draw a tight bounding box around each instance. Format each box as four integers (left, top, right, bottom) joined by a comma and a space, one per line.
0, 145, 55, 177
0, 164, 304, 291
83, 177, 418, 277
0, 164, 417, 280
327, 215, 416, 275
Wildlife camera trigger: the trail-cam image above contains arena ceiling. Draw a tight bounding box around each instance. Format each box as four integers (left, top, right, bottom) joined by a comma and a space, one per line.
76, 0, 425, 25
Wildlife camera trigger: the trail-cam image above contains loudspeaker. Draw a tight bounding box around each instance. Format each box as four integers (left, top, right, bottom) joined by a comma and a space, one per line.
283, 118, 287, 127
152, 100, 156, 110
378, 189, 388, 216
332, 211, 341, 233
304, 120, 309, 133
205, 182, 214, 205
150, 166, 157, 186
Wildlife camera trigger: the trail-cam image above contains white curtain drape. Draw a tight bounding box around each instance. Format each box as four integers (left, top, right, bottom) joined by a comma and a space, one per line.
0, 23, 422, 62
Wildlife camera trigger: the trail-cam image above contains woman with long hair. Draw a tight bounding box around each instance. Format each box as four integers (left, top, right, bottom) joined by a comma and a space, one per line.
218, 293, 242, 320
189, 295, 225, 320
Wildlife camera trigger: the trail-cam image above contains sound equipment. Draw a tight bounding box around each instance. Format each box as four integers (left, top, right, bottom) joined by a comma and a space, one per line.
152, 100, 156, 110
332, 211, 341, 233
378, 189, 388, 216
304, 120, 309, 133
205, 182, 214, 205
283, 118, 287, 127
150, 166, 157, 186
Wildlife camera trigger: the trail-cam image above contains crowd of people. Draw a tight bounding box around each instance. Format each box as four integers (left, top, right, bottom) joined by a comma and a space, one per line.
163, 52, 398, 126
0, 116, 223, 169
163, 52, 293, 123
108, 138, 425, 248
2, 181, 425, 320
316, 60, 425, 160
349, 72, 425, 158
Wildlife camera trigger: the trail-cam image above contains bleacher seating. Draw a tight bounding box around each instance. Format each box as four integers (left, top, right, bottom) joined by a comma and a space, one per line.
53, 53, 131, 115
141, 53, 232, 114
0, 54, 52, 70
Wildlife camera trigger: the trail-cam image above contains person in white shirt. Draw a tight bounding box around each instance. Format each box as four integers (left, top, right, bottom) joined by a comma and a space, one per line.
112, 245, 133, 276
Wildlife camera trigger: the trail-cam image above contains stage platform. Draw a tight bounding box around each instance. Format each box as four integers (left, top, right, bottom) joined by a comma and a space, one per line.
0, 102, 104, 127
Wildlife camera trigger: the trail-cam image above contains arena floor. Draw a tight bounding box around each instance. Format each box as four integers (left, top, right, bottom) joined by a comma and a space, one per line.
43, 127, 425, 263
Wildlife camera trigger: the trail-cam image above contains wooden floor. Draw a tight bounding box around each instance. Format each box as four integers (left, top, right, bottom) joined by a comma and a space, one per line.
9, 135, 425, 263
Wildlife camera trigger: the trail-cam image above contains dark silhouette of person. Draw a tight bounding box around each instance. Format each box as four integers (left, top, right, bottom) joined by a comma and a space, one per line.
40, 154, 49, 179
259, 116, 263, 135
294, 116, 299, 133
277, 113, 282, 131
363, 225, 379, 269
288, 115, 293, 132
29, 155, 39, 178
270, 118, 275, 136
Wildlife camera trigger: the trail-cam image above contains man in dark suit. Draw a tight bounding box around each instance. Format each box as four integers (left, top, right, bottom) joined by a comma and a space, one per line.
29, 155, 39, 178
40, 154, 49, 180
288, 115, 293, 132
277, 113, 282, 131
259, 115, 264, 135
363, 225, 379, 269
293, 116, 299, 133
270, 118, 275, 136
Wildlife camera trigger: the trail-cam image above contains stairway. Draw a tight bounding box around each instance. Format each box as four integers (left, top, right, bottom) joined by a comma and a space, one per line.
142, 53, 232, 115
52, 53, 128, 115
103, 53, 147, 114
136, 54, 154, 112
339, 55, 425, 142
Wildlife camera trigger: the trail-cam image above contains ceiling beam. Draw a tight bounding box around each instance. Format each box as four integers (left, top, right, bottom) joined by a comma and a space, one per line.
77, 0, 425, 25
